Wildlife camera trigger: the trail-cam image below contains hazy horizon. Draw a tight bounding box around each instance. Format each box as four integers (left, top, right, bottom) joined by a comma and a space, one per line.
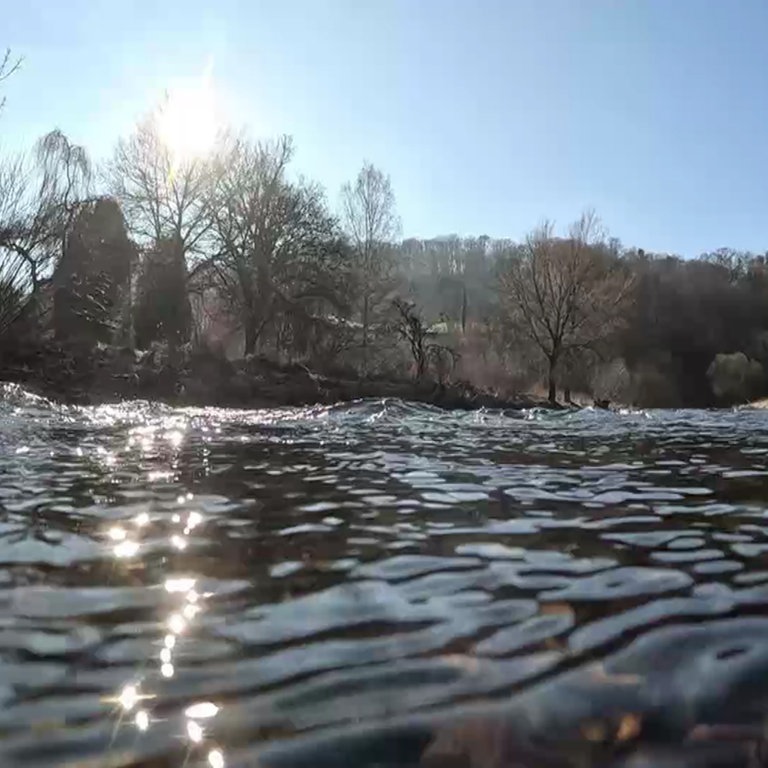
4, 0, 768, 256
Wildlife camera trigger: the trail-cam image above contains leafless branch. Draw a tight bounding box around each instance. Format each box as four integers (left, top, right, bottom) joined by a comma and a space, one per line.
499, 212, 633, 401
0, 48, 22, 114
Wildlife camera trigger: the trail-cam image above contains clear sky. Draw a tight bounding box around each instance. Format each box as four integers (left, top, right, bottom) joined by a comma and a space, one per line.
2, 0, 768, 256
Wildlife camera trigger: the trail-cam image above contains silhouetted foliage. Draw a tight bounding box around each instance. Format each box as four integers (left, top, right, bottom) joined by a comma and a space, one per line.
618, 252, 768, 406
208, 135, 352, 358
0, 130, 91, 294
0, 275, 23, 340
134, 238, 191, 349
52, 197, 135, 343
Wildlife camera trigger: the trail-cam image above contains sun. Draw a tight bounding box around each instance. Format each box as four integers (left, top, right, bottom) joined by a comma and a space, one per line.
156, 76, 220, 162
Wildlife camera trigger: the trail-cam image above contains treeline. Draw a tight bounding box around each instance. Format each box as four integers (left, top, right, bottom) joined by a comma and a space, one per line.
2, 59, 768, 407
396, 230, 768, 407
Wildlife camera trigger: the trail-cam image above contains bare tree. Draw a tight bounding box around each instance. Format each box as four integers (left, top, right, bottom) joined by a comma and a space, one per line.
340, 162, 400, 371
108, 103, 219, 266
0, 130, 91, 296
36, 129, 93, 252
499, 212, 633, 403
392, 298, 457, 381
392, 298, 432, 379
208, 135, 350, 356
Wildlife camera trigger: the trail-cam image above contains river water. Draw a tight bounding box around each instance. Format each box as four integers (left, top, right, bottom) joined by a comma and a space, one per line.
2, 385, 768, 767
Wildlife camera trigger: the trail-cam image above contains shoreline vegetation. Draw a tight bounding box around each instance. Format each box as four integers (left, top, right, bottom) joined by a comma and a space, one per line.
0, 340, 556, 411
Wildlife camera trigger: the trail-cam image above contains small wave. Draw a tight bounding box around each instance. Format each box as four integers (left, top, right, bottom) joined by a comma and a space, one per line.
242, 398, 447, 426
0, 381, 56, 412
80, 399, 176, 427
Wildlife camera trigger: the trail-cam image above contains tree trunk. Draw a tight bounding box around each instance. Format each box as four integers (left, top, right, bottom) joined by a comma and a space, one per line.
416, 347, 427, 379
461, 284, 467, 334
243, 307, 259, 357
126, 257, 135, 349
548, 355, 558, 404
243, 281, 268, 356
361, 293, 369, 375
244, 314, 258, 356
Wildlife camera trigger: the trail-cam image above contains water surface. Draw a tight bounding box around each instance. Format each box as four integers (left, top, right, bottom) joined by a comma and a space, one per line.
2, 385, 768, 767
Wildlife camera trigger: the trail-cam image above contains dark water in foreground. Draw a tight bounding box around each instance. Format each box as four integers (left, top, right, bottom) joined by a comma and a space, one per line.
2, 385, 768, 767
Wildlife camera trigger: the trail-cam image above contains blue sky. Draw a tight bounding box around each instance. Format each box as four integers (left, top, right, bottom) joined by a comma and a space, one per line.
2, 0, 768, 256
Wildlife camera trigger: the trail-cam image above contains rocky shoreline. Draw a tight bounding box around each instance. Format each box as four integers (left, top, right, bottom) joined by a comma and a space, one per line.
0, 342, 556, 411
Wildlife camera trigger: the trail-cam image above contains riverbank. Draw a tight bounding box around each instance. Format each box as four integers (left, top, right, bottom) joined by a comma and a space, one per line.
0, 341, 555, 411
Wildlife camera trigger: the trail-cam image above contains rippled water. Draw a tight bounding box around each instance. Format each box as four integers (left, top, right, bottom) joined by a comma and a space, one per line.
2, 385, 768, 767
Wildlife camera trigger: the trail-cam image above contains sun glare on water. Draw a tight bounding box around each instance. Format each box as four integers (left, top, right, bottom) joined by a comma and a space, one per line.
156, 75, 220, 162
